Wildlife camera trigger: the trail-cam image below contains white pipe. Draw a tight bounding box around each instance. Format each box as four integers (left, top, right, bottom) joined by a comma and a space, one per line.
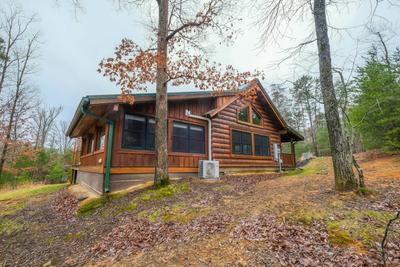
185, 109, 212, 161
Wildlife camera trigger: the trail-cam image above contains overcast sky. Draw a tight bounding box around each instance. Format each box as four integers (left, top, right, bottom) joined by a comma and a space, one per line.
7, 0, 400, 122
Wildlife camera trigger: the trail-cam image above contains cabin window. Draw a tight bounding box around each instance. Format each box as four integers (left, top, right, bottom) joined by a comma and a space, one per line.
96, 128, 105, 151
252, 109, 262, 125
238, 106, 262, 125
232, 130, 252, 155
172, 122, 205, 154
254, 134, 270, 156
87, 135, 94, 154
122, 114, 155, 150
238, 107, 250, 122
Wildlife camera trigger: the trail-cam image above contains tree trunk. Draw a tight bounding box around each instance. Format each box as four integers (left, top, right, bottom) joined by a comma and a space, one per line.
313, 0, 358, 191
305, 99, 319, 157
154, 0, 169, 186
0, 90, 18, 178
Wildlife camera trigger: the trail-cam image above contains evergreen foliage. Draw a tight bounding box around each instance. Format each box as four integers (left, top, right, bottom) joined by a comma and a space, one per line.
350, 47, 400, 152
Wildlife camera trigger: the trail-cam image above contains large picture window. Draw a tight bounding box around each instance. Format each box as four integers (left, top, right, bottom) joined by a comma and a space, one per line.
254, 134, 270, 156
172, 122, 205, 154
122, 114, 155, 150
232, 130, 252, 155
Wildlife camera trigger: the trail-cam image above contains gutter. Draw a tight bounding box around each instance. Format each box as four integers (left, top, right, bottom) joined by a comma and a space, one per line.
80, 97, 113, 193
185, 109, 212, 161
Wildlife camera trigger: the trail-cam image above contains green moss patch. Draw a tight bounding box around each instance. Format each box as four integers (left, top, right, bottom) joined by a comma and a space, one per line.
326, 209, 396, 247
356, 187, 376, 196
139, 182, 189, 202
78, 197, 109, 216
290, 208, 328, 225
138, 209, 162, 222
0, 219, 23, 235
284, 158, 330, 177
0, 202, 26, 216
65, 232, 82, 242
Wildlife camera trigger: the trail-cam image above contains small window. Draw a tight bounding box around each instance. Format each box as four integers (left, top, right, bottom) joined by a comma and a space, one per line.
172, 122, 189, 152
87, 135, 94, 154
238, 107, 249, 122
172, 122, 205, 154
254, 134, 270, 156
232, 130, 252, 155
122, 114, 155, 150
252, 109, 262, 125
96, 128, 105, 151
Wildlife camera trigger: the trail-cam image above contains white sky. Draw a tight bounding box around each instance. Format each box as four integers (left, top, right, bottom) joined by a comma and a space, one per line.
7, 0, 400, 122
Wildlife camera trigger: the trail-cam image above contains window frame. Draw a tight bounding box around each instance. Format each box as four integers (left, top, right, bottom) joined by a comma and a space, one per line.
254, 134, 270, 156
121, 113, 156, 151
238, 106, 250, 123
237, 104, 263, 127
231, 129, 272, 158
95, 127, 105, 151
172, 121, 206, 154
231, 129, 253, 155
251, 108, 262, 126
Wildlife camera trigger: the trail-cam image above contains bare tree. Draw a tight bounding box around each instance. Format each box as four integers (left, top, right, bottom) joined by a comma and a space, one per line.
0, 31, 39, 179
0, 4, 36, 96
291, 75, 321, 157
0, 37, 6, 60
32, 106, 63, 149
55, 120, 73, 154
252, 0, 388, 190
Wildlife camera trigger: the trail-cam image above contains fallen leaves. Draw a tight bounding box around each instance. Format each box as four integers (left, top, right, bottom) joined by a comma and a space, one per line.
89, 213, 233, 261
222, 173, 281, 193
232, 214, 378, 267
51, 189, 78, 220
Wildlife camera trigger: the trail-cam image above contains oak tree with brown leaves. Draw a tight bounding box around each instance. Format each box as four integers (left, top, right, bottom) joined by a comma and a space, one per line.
98, 0, 262, 186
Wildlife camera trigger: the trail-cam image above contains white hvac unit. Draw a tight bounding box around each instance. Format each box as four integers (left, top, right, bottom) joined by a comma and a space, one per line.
198, 160, 220, 180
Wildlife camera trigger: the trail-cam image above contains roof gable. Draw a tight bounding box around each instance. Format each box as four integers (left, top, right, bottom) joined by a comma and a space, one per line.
205, 79, 287, 129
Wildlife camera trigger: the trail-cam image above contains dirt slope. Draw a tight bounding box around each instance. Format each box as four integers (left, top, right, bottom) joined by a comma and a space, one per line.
0, 152, 399, 267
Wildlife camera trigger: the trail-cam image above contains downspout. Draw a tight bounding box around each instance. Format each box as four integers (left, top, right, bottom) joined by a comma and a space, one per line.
104, 121, 113, 193
185, 109, 212, 161
80, 97, 113, 193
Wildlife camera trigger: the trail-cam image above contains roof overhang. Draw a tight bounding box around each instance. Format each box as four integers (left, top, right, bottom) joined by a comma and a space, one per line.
66, 90, 237, 138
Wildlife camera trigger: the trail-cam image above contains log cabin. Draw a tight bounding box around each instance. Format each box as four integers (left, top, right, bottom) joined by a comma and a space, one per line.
66, 79, 303, 194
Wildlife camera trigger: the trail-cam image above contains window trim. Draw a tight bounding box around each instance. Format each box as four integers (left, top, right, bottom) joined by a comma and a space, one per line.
172, 120, 206, 155
254, 133, 270, 156
251, 108, 262, 126
238, 106, 250, 123
231, 129, 253, 155
236, 104, 264, 127
121, 113, 155, 151
230, 128, 272, 159
95, 127, 105, 152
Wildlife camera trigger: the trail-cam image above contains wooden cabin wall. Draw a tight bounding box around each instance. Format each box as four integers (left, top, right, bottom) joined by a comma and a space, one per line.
110, 98, 214, 170
212, 95, 282, 168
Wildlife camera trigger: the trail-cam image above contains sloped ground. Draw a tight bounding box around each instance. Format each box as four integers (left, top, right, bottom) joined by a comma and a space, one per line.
0, 152, 399, 266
